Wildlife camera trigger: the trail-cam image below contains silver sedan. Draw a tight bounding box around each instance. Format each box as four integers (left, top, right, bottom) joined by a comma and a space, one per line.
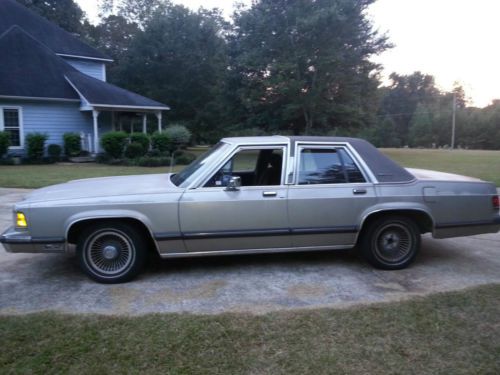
2, 136, 499, 283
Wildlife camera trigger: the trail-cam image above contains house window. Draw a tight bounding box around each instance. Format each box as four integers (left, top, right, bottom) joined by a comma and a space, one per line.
1, 107, 23, 148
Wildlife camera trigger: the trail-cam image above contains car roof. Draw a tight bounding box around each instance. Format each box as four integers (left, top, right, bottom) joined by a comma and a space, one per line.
220, 135, 415, 183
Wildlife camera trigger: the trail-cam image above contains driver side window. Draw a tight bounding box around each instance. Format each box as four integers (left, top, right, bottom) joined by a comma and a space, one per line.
204, 148, 284, 187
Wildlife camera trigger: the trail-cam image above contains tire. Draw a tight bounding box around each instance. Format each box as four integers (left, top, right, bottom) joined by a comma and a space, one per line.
77, 221, 146, 283
360, 216, 420, 270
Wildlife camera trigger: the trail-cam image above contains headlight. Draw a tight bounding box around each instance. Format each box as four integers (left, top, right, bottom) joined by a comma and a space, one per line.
16, 212, 27, 228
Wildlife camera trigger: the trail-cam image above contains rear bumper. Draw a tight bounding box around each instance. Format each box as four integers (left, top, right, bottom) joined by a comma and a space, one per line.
0, 226, 66, 253
433, 216, 500, 239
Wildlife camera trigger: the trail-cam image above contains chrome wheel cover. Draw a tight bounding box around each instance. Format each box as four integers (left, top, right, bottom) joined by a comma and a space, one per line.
85, 230, 135, 276
373, 223, 412, 264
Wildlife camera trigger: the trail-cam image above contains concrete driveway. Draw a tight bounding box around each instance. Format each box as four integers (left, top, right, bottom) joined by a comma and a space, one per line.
1, 187, 499, 315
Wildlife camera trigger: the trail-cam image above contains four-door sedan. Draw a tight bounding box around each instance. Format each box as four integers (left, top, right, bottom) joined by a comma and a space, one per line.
1, 136, 499, 283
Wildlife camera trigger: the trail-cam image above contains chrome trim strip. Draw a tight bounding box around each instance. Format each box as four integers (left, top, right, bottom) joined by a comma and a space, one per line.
153, 225, 359, 241
159, 244, 354, 259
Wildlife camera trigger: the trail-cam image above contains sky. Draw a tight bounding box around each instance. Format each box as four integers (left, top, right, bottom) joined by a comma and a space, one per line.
75, 0, 500, 108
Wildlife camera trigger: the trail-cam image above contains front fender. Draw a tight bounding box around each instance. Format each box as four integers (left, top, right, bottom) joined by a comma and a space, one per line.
64, 209, 155, 240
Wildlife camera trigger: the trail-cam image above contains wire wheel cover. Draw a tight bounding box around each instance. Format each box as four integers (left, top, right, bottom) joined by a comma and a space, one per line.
374, 223, 413, 263
86, 231, 135, 275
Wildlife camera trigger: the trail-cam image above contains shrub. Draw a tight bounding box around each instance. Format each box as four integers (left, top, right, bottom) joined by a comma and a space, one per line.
101, 131, 128, 158
135, 156, 171, 167
175, 151, 196, 165
25, 133, 48, 160
47, 144, 62, 160
0, 131, 10, 158
124, 142, 145, 159
164, 124, 191, 149
129, 133, 149, 154
63, 132, 81, 157
151, 132, 171, 153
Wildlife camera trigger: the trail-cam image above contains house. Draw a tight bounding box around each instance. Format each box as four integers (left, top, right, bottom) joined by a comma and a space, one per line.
0, 0, 170, 155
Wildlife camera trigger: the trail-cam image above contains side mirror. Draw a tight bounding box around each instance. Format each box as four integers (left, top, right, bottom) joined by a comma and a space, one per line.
225, 176, 241, 191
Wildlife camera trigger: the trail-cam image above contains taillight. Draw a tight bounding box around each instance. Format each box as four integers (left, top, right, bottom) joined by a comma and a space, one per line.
493, 195, 500, 210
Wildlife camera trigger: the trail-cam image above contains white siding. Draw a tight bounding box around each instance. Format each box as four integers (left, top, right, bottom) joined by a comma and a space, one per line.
64, 58, 106, 81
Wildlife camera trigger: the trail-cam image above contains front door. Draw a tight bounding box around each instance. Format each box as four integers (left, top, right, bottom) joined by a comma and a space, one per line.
179, 145, 291, 252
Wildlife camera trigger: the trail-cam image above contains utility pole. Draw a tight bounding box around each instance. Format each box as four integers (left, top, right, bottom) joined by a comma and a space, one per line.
451, 92, 456, 149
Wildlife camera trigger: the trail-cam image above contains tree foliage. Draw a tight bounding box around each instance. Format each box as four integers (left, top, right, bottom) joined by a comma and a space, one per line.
16, 0, 87, 34
230, 0, 388, 135
14, 0, 500, 149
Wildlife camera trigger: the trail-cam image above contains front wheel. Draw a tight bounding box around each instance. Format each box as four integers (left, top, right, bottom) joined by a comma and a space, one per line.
77, 221, 146, 283
360, 216, 420, 270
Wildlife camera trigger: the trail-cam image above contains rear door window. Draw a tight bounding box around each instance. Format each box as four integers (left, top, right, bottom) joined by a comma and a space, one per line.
298, 147, 365, 184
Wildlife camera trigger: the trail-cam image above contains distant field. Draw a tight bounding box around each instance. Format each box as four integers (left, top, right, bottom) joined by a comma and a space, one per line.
0, 148, 498, 188
381, 148, 500, 186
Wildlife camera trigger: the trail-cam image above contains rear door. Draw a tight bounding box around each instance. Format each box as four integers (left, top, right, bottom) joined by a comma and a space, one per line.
288, 144, 377, 248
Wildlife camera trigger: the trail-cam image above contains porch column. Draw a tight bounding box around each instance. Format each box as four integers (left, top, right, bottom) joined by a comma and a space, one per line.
142, 114, 147, 134
155, 111, 162, 133
92, 110, 100, 154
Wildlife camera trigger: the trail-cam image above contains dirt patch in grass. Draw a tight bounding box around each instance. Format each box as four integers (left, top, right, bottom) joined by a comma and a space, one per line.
1, 284, 499, 374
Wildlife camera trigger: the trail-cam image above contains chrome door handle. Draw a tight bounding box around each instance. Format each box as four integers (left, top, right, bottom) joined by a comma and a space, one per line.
262, 191, 277, 197
353, 188, 367, 195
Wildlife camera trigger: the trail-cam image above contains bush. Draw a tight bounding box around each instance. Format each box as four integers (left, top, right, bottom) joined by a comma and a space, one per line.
135, 156, 171, 167
47, 144, 62, 160
63, 132, 81, 157
101, 132, 128, 159
164, 124, 191, 149
25, 133, 48, 160
175, 151, 196, 165
151, 132, 171, 153
0, 131, 10, 158
129, 133, 149, 154
124, 142, 145, 159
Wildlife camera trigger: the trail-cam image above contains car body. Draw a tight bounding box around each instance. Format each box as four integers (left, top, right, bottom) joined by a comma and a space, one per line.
2, 136, 499, 283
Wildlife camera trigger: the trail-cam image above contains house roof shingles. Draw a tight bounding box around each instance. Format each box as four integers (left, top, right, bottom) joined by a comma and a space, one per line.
0, 25, 79, 100
0, 26, 169, 109
0, 0, 109, 61
66, 71, 169, 109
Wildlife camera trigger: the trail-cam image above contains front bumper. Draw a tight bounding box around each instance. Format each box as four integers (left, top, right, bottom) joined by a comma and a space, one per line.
0, 226, 66, 253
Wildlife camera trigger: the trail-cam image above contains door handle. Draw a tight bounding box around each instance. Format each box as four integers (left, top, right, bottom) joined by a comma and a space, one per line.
352, 188, 367, 195
263, 191, 277, 197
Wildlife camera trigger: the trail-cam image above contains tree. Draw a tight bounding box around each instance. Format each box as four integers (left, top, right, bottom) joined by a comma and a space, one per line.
16, 0, 86, 34
230, 0, 388, 135
378, 72, 440, 145
113, 4, 229, 142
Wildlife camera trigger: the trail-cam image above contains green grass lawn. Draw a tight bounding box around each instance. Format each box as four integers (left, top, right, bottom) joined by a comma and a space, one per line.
382, 148, 500, 186
1, 147, 499, 188
0, 163, 180, 189
1, 284, 499, 374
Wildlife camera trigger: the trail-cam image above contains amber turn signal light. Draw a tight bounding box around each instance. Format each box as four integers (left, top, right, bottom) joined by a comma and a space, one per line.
16, 212, 27, 227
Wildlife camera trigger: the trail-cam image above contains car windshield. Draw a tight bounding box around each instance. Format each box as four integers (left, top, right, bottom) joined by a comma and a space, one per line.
170, 142, 228, 187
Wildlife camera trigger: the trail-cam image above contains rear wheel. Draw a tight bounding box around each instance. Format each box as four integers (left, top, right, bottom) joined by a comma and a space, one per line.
360, 216, 420, 270
77, 221, 146, 283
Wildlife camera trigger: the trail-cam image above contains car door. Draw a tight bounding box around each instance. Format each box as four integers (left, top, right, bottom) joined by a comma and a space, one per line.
179, 144, 291, 252
288, 143, 377, 248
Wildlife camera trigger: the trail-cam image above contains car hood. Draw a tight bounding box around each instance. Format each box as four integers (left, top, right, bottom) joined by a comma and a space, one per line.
23, 173, 180, 203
